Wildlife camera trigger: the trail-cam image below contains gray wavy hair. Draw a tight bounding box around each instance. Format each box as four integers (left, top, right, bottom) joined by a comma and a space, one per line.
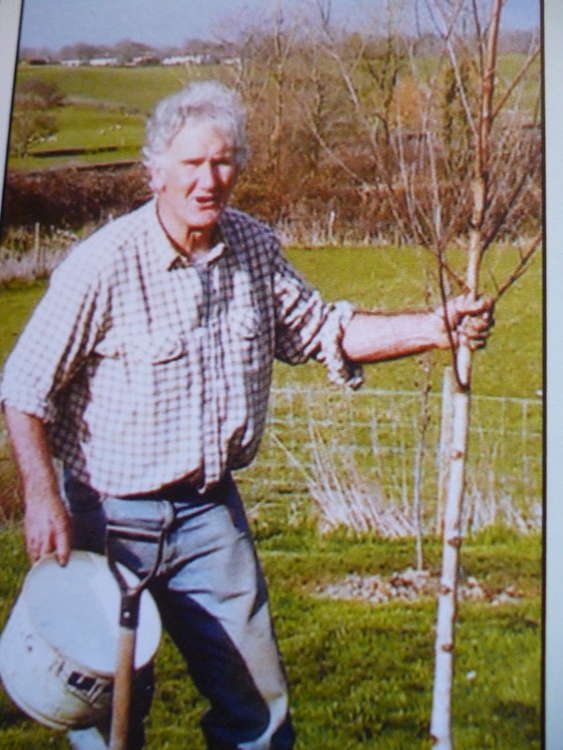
143, 80, 249, 175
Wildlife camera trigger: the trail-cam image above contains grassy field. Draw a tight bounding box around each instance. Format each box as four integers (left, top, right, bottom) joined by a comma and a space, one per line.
10, 64, 217, 170
0, 526, 541, 749
8, 54, 540, 172
0, 241, 542, 747
281, 243, 542, 398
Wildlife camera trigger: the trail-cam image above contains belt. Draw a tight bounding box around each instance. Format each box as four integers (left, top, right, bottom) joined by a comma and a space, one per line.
119, 473, 232, 503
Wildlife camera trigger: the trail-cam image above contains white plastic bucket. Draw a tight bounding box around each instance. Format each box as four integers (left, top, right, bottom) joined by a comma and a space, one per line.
0, 550, 161, 730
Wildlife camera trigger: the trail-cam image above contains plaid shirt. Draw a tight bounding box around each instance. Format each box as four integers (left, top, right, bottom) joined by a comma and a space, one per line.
1, 201, 363, 495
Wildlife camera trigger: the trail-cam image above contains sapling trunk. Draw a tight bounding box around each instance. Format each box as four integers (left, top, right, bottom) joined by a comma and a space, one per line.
429, 346, 472, 748
436, 367, 455, 534
429, 0, 504, 740
430, 148, 485, 750
431, 228, 480, 748
431, 201, 480, 746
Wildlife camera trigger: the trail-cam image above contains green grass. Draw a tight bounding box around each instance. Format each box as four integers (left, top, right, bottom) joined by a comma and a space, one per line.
15, 64, 211, 114
48, 105, 143, 150
0, 280, 50, 517
9, 64, 219, 170
281, 243, 542, 399
0, 526, 541, 749
0, 279, 47, 363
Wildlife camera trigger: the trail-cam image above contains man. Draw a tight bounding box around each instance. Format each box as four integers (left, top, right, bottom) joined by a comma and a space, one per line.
0, 81, 492, 750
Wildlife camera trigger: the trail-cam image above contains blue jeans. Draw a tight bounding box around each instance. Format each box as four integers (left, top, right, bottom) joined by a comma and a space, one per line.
64, 474, 295, 750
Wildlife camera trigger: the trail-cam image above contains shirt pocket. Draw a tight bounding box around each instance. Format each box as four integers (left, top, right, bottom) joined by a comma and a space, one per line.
93, 333, 190, 403
95, 334, 186, 365
93, 336, 122, 359
144, 336, 185, 365
131, 336, 189, 399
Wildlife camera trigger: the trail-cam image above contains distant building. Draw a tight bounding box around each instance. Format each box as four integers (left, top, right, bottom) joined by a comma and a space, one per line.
161, 54, 207, 66
89, 57, 119, 67
61, 59, 81, 67
130, 56, 161, 66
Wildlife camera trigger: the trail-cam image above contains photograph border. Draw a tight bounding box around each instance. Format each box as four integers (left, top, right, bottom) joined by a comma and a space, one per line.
0, 0, 552, 745
0, 0, 22, 214
544, 0, 562, 747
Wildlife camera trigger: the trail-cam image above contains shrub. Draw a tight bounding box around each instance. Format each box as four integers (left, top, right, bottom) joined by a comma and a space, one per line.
1, 165, 152, 231
15, 77, 65, 108
8, 111, 59, 159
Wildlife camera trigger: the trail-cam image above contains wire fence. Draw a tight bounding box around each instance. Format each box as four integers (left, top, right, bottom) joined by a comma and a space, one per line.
0, 384, 542, 534
237, 385, 543, 534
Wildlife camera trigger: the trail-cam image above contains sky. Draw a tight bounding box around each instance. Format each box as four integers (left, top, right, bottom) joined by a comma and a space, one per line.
19, 0, 540, 51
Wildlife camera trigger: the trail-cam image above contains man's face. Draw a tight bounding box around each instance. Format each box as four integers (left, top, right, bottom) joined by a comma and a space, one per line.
154, 119, 239, 239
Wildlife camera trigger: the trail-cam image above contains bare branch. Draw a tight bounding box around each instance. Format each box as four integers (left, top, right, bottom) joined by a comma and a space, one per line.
492, 46, 540, 121
428, 0, 478, 139
470, 0, 485, 72
482, 137, 542, 253
494, 233, 542, 300
314, 0, 332, 32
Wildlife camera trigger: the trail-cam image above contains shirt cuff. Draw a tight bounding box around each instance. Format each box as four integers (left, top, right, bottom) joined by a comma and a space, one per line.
0, 388, 56, 423
317, 301, 364, 389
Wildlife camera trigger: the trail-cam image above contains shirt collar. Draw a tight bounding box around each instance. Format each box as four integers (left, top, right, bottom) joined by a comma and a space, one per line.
147, 199, 229, 271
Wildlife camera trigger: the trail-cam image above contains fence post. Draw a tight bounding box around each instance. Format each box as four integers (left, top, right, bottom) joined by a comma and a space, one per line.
436, 367, 455, 533
33, 222, 43, 277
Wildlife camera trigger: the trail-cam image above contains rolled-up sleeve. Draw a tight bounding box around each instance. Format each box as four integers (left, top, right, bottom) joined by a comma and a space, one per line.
0, 253, 107, 421
272, 252, 363, 389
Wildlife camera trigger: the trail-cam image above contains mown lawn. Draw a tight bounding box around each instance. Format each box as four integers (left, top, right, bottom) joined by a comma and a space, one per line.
282, 243, 542, 399
0, 524, 541, 749
15, 64, 205, 114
